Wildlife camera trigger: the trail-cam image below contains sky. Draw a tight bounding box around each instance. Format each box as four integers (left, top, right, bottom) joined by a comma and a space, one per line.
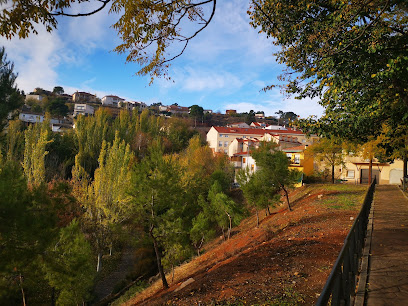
0, 0, 324, 118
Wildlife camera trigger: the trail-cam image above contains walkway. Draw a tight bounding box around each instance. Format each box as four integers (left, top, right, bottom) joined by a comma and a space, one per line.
366, 185, 408, 305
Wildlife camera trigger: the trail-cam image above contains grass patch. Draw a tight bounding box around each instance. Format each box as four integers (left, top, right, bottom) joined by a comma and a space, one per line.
314, 184, 367, 210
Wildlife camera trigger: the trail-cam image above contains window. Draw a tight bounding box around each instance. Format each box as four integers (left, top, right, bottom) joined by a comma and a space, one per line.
294, 154, 300, 164
219, 141, 223, 147
347, 170, 355, 178
219, 134, 223, 137
243, 157, 246, 163
224, 141, 228, 147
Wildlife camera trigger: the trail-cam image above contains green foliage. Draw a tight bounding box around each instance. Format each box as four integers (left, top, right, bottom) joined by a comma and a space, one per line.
130, 141, 186, 287
90, 132, 133, 224
306, 137, 345, 183
74, 108, 113, 178
237, 167, 280, 211
52, 86, 64, 95
245, 110, 256, 125
46, 97, 69, 117
45, 130, 77, 180
250, 1, 408, 156
4, 119, 24, 162
111, 0, 216, 82
23, 117, 52, 186
0, 47, 23, 130
0, 160, 67, 304
251, 142, 301, 211
189, 104, 204, 118
42, 220, 95, 305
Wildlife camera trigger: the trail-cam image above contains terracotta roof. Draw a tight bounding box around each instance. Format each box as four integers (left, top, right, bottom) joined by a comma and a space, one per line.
283, 145, 306, 152
104, 95, 123, 99
168, 105, 189, 111
213, 126, 267, 135
233, 152, 251, 156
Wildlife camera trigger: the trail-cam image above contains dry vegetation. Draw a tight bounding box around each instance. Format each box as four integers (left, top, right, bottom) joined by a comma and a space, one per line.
118, 184, 368, 305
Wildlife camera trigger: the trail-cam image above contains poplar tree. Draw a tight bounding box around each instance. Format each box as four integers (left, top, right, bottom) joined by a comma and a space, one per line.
84, 132, 133, 272
23, 118, 52, 186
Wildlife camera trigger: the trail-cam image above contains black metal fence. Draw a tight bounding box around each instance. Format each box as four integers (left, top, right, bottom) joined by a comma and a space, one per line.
316, 179, 376, 306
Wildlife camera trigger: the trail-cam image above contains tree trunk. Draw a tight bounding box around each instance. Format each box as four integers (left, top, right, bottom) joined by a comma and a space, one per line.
96, 252, 102, 272
282, 186, 292, 211
150, 231, 169, 289
19, 274, 26, 306
368, 158, 373, 185
256, 209, 259, 227
226, 211, 232, 240
172, 264, 175, 283
267, 206, 271, 215
404, 154, 407, 191
331, 163, 335, 184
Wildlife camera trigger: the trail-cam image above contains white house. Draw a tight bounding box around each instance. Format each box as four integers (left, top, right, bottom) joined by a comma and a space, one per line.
25, 94, 43, 101
19, 112, 63, 125
206, 126, 314, 155
101, 95, 125, 107
73, 104, 95, 117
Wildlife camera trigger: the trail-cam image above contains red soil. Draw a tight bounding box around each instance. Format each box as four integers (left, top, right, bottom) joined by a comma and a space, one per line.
126, 185, 364, 305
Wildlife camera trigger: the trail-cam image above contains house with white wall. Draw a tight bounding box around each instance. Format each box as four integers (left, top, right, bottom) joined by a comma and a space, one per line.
101, 95, 125, 107
339, 156, 404, 185
74, 104, 95, 117
25, 94, 43, 101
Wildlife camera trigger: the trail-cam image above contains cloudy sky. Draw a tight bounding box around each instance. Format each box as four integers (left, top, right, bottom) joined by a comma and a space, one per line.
0, 0, 324, 118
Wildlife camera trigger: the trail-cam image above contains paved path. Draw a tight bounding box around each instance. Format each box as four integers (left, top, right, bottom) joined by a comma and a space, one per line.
367, 185, 408, 305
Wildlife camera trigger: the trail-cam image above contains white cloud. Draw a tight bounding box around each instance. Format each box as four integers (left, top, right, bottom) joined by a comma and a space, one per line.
0, 26, 63, 93
182, 69, 244, 92
184, 0, 277, 66
222, 92, 325, 119
158, 67, 245, 93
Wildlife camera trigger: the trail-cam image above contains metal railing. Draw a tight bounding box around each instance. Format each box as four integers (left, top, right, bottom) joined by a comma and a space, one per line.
316, 179, 376, 306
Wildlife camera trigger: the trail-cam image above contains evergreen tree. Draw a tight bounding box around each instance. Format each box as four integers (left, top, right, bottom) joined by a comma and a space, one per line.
0, 47, 23, 130
42, 220, 95, 306
251, 142, 301, 211
129, 141, 185, 288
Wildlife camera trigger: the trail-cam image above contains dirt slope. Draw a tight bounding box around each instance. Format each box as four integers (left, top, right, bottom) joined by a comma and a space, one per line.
123, 184, 367, 305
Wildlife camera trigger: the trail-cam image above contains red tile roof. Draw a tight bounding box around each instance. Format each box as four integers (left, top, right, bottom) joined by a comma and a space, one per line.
213, 126, 304, 136
233, 152, 251, 156
283, 145, 306, 152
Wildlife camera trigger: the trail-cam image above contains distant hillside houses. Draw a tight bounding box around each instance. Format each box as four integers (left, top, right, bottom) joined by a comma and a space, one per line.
206, 125, 319, 181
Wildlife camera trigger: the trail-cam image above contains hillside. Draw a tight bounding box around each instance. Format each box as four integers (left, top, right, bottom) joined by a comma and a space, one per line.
118, 184, 368, 305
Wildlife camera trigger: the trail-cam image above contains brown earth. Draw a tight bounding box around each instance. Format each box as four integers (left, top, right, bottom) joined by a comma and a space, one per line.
123, 184, 367, 305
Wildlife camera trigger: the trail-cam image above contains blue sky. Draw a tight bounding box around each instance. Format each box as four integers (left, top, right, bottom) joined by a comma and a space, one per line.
0, 0, 324, 118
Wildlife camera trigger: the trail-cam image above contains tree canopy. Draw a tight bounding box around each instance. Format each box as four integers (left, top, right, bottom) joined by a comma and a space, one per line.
0, 0, 217, 82
0, 47, 23, 130
250, 1, 408, 157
